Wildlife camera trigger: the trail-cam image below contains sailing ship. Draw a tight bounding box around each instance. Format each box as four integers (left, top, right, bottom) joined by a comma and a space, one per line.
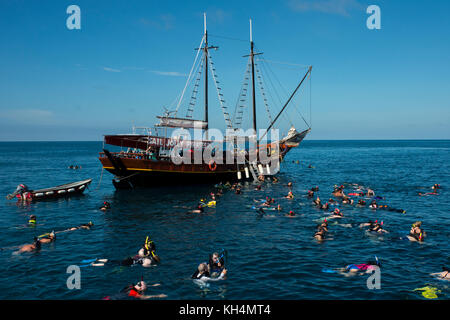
99, 15, 311, 189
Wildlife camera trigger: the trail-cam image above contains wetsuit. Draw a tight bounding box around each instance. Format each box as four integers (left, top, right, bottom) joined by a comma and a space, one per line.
103, 285, 141, 300
192, 269, 210, 280
209, 256, 225, 274
192, 270, 226, 282
120, 256, 146, 266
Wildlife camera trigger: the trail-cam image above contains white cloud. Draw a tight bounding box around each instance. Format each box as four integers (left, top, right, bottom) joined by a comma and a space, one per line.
150, 70, 187, 77
288, 0, 363, 16
138, 14, 175, 30
103, 67, 121, 73
0, 108, 55, 125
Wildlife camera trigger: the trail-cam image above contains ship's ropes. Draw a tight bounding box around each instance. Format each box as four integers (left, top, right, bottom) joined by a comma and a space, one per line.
232, 56, 251, 128
208, 52, 233, 129
186, 56, 204, 119
175, 35, 205, 116
254, 61, 273, 127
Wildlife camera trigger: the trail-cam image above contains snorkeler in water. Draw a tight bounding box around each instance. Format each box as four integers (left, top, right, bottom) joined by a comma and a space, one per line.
342, 196, 354, 205
407, 221, 426, 242
286, 210, 296, 217
15, 237, 41, 254
430, 267, 450, 281
314, 227, 326, 241
319, 219, 329, 232
360, 220, 388, 234
28, 215, 37, 227
60, 222, 94, 232
138, 236, 160, 263
369, 200, 378, 209
313, 196, 322, 207
307, 190, 314, 198
85, 255, 155, 268
320, 202, 330, 210
332, 185, 345, 197
285, 191, 294, 199
192, 263, 227, 282
329, 208, 343, 219
261, 197, 272, 207
339, 257, 381, 274
189, 204, 204, 214
103, 280, 166, 300
431, 184, 441, 190
357, 199, 366, 206
208, 251, 226, 275
100, 201, 111, 211
38, 231, 56, 244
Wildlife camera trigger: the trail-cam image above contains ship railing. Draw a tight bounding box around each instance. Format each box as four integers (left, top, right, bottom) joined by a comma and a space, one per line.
99, 152, 159, 161
99, 149, 275, 165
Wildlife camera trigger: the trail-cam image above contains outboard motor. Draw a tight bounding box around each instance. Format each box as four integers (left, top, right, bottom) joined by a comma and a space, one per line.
6, 184, 28, 200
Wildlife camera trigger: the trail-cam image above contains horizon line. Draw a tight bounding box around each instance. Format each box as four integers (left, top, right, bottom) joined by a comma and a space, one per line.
0, 139, 449, 142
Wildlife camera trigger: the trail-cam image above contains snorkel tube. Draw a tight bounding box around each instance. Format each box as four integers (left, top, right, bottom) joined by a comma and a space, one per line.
144, 236, 160, 262
374, 255, 381, 267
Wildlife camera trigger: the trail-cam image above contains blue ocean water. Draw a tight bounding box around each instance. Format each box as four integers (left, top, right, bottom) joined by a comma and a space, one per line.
0, 140, 449, 300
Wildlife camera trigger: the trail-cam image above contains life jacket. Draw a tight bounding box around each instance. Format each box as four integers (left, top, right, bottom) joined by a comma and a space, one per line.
103, 284, 139, 300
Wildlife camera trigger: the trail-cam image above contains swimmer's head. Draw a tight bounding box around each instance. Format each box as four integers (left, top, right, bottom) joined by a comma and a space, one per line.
135, 281, 147, 292
412, 221, 422, 228
33, 237, 41, 249
198, 263, 208, 273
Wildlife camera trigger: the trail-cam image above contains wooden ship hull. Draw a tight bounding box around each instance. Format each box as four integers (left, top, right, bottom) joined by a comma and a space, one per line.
98, 128, 309, 189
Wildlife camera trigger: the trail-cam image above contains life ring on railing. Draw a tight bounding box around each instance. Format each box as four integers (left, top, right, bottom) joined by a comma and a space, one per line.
209, 160, 217, 171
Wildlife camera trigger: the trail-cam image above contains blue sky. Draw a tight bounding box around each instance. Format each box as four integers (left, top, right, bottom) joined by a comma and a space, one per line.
0, 0, 449, 140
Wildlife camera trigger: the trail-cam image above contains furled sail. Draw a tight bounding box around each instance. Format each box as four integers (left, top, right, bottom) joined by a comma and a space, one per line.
156, 116, 208, 129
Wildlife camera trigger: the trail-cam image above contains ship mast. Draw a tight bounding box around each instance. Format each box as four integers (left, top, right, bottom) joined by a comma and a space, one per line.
204, 13, 208, 139
244, 19, 262, 134
250, 19, 257, 133
201, 13, 218, 140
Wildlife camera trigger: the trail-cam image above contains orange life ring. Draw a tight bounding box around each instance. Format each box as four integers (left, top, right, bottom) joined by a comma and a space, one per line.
209, 160, 217, 171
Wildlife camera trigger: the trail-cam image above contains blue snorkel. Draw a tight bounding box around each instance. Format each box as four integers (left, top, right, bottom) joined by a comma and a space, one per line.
374, 255, 381, 267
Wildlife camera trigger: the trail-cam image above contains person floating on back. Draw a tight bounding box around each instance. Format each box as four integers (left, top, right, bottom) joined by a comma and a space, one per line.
103, 280, 167, 300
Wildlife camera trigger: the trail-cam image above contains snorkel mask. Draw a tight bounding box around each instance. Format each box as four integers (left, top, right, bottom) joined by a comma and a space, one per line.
144, 236, 156, 255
